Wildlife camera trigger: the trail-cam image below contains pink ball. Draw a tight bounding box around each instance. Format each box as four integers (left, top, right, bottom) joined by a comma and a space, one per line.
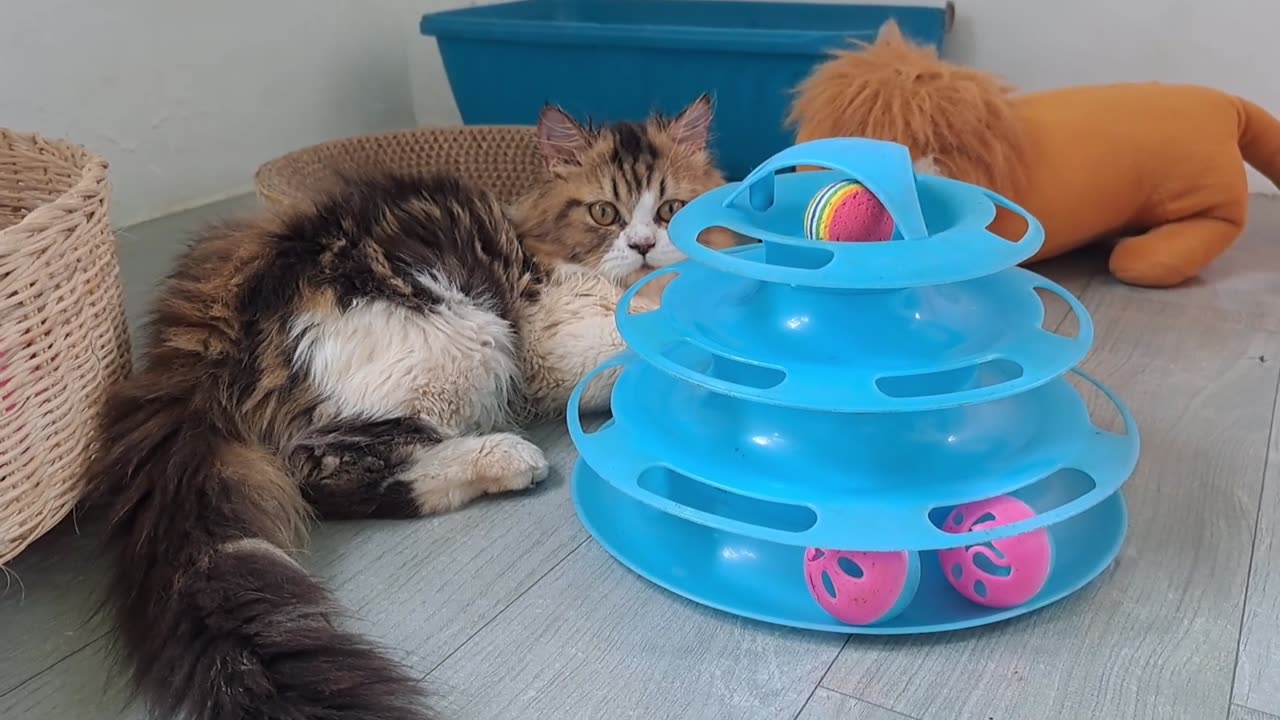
938, 495, 1052, 609
804, 548, 919, 625
803, 180, 896, 243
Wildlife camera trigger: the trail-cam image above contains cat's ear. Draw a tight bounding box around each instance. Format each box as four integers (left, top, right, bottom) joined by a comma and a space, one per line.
537, 104, 591, 168
668, 93, 715, 150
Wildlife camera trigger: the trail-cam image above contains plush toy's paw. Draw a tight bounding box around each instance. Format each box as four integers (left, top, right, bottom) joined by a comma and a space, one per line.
1108, 257, 1195, 288
1108, 217, 1244, 288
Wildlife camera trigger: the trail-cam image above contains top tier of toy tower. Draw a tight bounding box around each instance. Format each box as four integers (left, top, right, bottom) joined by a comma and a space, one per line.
616, 138, 1096, 414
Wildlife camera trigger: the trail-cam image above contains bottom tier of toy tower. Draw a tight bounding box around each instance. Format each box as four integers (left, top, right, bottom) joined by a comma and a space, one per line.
567, 348, 1140, 635
572, 460, 1128, 634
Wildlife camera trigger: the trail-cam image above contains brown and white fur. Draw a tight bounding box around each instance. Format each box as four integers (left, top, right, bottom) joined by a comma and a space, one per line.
89, 98, 724, 720
516, 95, 729, 294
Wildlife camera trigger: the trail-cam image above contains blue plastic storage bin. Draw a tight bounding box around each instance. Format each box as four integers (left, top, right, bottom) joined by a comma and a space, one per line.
419, 0, 951, 181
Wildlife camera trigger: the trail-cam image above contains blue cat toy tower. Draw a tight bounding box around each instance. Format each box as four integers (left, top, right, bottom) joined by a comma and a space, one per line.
566, 139, 1140, 633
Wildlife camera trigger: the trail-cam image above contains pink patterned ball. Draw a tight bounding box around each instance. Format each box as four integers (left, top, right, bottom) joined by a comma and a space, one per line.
803, 548, 919, 625
803, 180, 896, 243
938, 495, 1053, 609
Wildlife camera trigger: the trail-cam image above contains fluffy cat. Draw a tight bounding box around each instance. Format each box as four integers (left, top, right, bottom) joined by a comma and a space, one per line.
90, 98, 724, 720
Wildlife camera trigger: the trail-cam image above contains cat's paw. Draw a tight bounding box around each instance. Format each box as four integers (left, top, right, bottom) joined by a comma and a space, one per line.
476, 432, 550, 493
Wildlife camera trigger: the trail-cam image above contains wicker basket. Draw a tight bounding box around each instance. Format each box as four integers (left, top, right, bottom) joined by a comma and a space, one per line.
0, 129, 131, 566
255, 125, 547, 209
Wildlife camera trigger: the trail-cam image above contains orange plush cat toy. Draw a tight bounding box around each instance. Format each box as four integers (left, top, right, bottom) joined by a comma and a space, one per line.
787, 22, 1280, 287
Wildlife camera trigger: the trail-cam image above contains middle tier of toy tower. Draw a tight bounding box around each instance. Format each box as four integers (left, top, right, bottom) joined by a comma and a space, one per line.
567, 139, 1141, 634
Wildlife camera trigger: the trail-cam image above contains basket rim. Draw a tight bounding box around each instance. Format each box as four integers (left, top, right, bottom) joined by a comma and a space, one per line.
252, 123, 542, 208
253, 124, 538, 183
0, 128, 109, 245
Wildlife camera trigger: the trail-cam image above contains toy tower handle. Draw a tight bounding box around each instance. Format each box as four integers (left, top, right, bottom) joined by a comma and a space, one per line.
724, 138, 931, 241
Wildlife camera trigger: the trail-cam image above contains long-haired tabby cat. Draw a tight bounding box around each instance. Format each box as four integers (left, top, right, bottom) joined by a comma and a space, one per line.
90, 96, 723, 720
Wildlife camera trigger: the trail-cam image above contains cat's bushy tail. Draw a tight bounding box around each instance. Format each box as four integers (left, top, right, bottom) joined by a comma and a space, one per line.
90, 376, 437, 720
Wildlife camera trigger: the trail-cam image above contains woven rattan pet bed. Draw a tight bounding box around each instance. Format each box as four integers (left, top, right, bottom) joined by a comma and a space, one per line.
1, 128, 131, 566
255, 125, 546, 209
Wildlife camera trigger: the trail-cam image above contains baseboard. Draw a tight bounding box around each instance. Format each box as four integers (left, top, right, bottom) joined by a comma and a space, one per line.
117, 184, 257, 230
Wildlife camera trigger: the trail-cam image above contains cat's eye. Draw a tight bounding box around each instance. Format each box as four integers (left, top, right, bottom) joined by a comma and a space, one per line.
588, 201, 619, 226
656, 199, 685, 223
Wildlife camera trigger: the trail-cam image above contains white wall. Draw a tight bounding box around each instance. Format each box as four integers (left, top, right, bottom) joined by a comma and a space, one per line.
1, 0, 481, 227
4, 0, 1277, 228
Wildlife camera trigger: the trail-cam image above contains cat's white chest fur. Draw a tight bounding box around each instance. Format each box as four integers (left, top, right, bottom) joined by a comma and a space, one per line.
291, 266, 635, 440
291, 276, 521, 436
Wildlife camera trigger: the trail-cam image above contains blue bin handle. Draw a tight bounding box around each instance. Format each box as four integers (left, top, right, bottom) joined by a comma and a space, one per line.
722, 138, 930, 241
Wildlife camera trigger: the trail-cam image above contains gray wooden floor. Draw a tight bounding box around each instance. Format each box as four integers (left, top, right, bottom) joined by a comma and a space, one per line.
3, 195, 1279, 720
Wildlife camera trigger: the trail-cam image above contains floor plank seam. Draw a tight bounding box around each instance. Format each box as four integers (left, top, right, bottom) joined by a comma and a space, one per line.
1238, 703, 1280, 720
0, 630, 110, 700
419, 534, 590, 681
1052, 274, 1095, 337
791, 635, 851, 720
812, 684, 923, 720
1227, 365, 1280, 718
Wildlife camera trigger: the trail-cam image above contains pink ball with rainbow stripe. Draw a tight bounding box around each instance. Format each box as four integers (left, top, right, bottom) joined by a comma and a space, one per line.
803, 180, 896, 243
938, 495, 1052, 609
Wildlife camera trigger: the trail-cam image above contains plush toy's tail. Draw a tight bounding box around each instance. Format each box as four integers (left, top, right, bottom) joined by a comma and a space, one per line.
1238, 97, 1280, 188
786, 20, 1031, 197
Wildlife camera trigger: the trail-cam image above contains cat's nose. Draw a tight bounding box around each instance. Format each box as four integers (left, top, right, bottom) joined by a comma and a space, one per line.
628, 239, 656, 255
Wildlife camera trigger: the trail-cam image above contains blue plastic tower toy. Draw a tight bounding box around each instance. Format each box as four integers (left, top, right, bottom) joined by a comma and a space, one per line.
566, 138, 1141, 634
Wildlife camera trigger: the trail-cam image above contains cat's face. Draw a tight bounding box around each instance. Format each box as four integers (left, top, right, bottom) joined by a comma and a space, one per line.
515, 95, 726, 285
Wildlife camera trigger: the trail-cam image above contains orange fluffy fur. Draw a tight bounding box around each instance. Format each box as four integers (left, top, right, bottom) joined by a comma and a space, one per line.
788, 21, 1280, 288
788, 22, 1030, 198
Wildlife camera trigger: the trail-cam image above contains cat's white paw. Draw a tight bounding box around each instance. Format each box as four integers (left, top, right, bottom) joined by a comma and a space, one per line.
476, 433, 550, 493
